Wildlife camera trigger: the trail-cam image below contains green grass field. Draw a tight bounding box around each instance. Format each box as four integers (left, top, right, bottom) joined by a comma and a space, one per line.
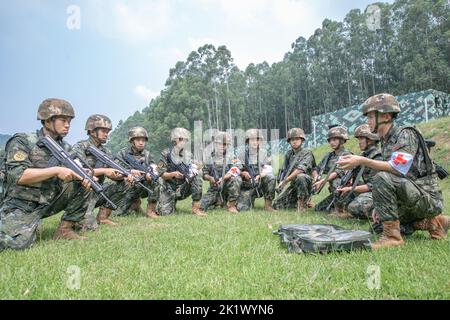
1, 118, 449, 300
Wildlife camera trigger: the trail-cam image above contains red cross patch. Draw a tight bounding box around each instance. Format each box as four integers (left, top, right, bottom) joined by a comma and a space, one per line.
388, 151, 413, 176
393, 154, 408, 165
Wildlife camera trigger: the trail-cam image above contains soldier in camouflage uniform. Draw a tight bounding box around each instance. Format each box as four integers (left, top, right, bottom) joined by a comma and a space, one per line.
273, 128, 315, 212
66, 115, 136, 228
113, 127, 159, 218
0, 99, 93, 251
199, 131, 242, 214
236, 129, 276, 212
312, 126, 352, 213
338, 93, 449, 249
157, 128, 206, 216
336, 124, 382, 219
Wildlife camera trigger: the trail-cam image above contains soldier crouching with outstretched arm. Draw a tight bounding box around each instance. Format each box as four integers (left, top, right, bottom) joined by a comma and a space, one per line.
0, 99, 92, 251
337, 93, 449, 249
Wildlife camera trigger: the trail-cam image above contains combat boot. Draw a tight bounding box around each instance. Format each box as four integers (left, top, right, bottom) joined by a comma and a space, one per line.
371, 220, 405, 249
96, 208, 119, 227
53, 220, 87, 241
414, 214, 450, 240
192, 201, 207, 217
297, 198, 307, 213
329, 206, 353, 219
227, 200, 239, 213
264, 199, 275, 212
146, 202, 159, 218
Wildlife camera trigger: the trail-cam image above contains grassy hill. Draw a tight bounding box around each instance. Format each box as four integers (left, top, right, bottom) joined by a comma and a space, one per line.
1, 117, 449, 300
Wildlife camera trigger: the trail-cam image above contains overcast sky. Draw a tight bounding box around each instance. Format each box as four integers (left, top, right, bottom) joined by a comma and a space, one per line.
0, 0, 391, 143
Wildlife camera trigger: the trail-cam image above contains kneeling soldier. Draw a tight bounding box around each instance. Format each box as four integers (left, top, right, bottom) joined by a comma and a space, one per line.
338, 93, 449, 249
273, 128, 315, 212
157, 128, 205, 216
66, 115, 136, 228
312, 126, 351, 213
114, 127, 159, 218
200, 132, 242, 213
0, 99, 92, 251
237, 129, 276, 212
337, 124, 382, 219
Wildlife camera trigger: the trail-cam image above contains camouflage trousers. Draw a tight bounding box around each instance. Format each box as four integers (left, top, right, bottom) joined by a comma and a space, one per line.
236, 175, 276, 211
200, 176, 242, 211
346, 192, 374, 219
372, 172, 443, 223
314, 178, 351, 212
112, 182, 159, 216
157, 177, 203, 216
273, 173, 312, 210
0, 182, 86, 251
64, 179, 135, 225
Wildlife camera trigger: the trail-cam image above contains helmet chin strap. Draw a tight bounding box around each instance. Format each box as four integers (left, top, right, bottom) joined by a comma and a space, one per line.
373, 111, 393, 133
93, 129, 106, 145
45, 117, 61, 140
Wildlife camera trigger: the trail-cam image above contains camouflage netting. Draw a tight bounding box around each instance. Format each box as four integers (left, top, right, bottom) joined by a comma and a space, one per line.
309, 89, 449, 147
270, 89, 449, 153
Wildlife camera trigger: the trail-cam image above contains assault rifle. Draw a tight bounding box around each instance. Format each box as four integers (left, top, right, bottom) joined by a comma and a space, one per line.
122, 153, 159, 183
86, 145, 153, 194
208, 154, 225, 204
245, 148, 261, 197
325, 165, 364, 211
166, 150, 197, 184
37, 136, 117, 210
425, 140, 449, 180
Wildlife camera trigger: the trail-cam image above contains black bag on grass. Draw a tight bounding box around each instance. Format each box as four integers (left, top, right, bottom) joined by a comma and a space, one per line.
273, 224, 372, 254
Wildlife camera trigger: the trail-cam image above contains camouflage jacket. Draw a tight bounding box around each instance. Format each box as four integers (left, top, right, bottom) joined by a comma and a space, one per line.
360, 145, 382, 190
1, 128, 70, 205
117, 146, 154, 167
237, 145, 272, 176
281, 147, 315, 176
380, 125, 435, 180
202, 150, 243, 180
315, 148, 351, 178
158, 147, 198, 187
72, 137, 113, 184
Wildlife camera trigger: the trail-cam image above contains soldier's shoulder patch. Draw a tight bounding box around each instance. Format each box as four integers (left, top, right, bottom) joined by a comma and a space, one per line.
13, 150, 28, 162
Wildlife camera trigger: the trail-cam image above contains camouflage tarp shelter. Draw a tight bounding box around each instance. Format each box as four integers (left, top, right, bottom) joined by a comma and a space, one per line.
233, 89, 449, 155
308, 89, 449, 148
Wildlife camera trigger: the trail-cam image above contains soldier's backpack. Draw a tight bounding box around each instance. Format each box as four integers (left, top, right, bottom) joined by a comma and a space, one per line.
273, 224, 372, 254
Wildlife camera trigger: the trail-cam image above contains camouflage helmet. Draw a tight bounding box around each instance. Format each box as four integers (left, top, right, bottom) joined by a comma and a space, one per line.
287, 128, 306, 142
37, 98, 75, 120
85, 114, 113, 132
170, 127, 191, 142
354, 124, 379, 141
362, 93, 401, 116
214, 131, 232, 145
327, 126, 349, 141
245, 129, 264, 141
128, 127, 149, 142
